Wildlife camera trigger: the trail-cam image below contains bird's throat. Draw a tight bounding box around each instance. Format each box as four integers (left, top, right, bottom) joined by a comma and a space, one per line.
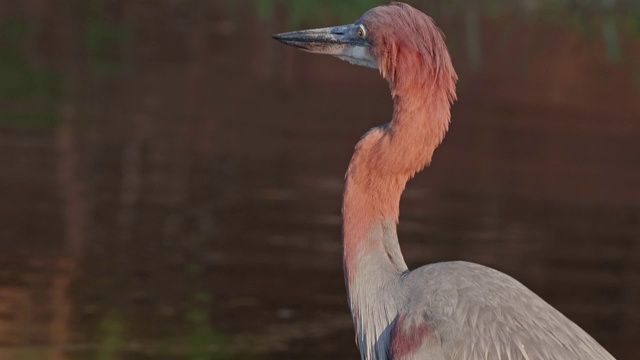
340, 93, 451, 358
342, 91, 451, 283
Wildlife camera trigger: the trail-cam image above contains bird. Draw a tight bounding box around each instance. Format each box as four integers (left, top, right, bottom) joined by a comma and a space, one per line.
273, 3, 616, 360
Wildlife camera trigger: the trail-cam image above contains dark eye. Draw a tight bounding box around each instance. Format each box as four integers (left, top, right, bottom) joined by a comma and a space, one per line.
357, 25, 366, 38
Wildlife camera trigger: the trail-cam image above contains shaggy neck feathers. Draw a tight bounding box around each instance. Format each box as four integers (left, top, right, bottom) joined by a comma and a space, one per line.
342, 4, 457, 283
341, 6, 457, 357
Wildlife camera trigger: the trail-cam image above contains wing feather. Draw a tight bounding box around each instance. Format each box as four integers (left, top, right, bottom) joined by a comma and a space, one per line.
391, 261, 615, 360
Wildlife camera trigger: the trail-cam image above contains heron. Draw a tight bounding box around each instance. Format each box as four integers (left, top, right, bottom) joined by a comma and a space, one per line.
273, 3, 616, 360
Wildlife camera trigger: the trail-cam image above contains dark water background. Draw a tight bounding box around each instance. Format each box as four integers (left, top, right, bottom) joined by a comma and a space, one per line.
1, 0, 639, 359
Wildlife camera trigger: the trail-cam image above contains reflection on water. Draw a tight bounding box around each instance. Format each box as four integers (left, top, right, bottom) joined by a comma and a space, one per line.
0, 1, 639, 359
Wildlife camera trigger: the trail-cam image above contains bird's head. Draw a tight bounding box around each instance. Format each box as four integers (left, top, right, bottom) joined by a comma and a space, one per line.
273, 2, 456, 98
272, 15, 377, 69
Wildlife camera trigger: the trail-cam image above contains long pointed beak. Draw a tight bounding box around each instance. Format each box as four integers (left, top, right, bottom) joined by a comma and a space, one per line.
273, 24, 360, 55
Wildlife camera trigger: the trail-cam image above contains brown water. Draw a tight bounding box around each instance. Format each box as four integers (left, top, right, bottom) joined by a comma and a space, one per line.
1, 1, 639, 359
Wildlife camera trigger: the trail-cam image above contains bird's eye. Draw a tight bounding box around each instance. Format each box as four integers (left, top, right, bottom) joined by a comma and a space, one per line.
357, 25, 366, 38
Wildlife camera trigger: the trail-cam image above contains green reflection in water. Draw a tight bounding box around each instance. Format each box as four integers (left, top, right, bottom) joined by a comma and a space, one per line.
85, 19, 127, 76
164, 264, 229, 360
16, 349, 47, 360
183, 292, 228, 360
85, 0, 127, 75
87, 277, 229, 358
0, 19, 65, 128
0, 7, 128, 129
602, 15, 622, 62
95, 312, 125, 360
632, 14, 640, 36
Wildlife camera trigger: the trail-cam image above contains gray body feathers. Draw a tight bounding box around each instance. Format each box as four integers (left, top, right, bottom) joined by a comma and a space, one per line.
355, 261, 615, 360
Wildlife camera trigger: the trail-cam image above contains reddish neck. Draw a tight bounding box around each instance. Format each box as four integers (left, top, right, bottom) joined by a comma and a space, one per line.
342, 80, 452, 284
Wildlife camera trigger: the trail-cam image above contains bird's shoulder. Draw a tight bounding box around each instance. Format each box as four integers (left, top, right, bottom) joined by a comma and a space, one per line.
389, 261, 615, 360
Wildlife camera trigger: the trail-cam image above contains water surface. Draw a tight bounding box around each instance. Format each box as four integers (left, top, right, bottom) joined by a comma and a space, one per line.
0, 1, 639, 359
